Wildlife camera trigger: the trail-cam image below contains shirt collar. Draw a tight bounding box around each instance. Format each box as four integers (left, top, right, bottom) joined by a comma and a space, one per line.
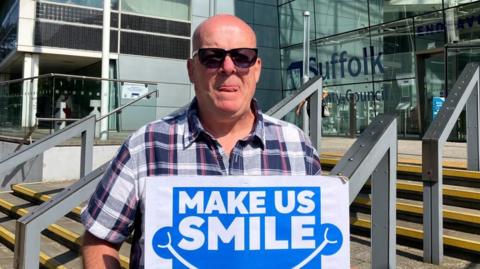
183, 98, 266, 149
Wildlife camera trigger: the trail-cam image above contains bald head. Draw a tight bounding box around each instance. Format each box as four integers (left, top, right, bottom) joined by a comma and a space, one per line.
192, 14, 257, 51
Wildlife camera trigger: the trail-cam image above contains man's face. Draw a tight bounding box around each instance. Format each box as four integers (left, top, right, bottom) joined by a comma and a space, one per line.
187, 23, 261, 120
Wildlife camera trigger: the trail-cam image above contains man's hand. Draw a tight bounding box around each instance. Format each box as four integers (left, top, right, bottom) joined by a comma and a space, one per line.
82, 231, 122, 269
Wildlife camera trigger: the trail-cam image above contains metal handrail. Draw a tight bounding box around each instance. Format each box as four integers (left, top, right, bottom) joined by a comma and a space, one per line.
0, 73, 167, 86
0, 115, 95, 182
330, 114, 397, 268
96, 89, 158, 122
13, 75, 324, 268
421, 62, 480, 264
266, 75, 323, 149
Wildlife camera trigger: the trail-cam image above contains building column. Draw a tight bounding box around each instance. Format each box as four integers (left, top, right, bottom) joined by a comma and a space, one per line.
22, 53, 39, 127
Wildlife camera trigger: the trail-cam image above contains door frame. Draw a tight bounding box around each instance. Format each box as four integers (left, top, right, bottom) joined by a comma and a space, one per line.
415, 48, 444, 135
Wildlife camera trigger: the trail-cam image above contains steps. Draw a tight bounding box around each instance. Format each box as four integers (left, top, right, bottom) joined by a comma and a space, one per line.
0, 156, 477, 267
321, 155, 480, 257
0, 182, 130, 268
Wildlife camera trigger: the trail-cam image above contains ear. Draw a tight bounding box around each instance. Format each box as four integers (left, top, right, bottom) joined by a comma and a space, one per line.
254, 58, 262, 83
187, 58, 194, 83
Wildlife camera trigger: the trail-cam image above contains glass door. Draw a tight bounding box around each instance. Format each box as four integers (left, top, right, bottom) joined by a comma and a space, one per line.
416, 49, 445, 135
446, 46, 480, 141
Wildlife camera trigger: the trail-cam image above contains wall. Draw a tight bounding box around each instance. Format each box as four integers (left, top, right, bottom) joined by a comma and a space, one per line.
0, 141, 43, 190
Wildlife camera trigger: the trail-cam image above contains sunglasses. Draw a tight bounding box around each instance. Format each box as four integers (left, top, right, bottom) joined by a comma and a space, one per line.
192, 48, 258, 69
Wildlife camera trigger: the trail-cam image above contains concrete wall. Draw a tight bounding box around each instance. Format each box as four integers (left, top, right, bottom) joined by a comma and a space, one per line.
42, 144, 120, 181
0, 141, 43, 190
0, 142, 120, 186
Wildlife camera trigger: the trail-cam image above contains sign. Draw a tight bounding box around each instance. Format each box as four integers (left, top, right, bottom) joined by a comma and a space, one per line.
121, 82, 149, 99
145, 176, 350, 268
432, 96, 445, 119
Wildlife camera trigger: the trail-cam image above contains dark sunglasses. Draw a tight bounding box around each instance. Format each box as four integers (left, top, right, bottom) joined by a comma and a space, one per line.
192, 48, 258, 69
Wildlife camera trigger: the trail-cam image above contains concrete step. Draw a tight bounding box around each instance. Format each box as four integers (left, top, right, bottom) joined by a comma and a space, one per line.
0, 192, 80, 268
352, 212, 480, 254
8, 181, 131, 268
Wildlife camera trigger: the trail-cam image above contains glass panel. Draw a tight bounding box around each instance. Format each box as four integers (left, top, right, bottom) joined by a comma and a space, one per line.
0, 2, 18, 63
445, 0, 476, 8
370, 19, 416, 82
314, 0, 369, 38
41, 0, 119, 9
322, 83, 380, 136
121, 0, 189, 21
444, 2, 480, 44
417, 53, 445, 137
369, 0, 443, 24
414, 11, 446, 51
0, 81, 22, 132
446, 47, 480, 141
278, 0, 315, 48
280, 44, 317, 91
379, 78, 420, 138
313, 30, 372, 86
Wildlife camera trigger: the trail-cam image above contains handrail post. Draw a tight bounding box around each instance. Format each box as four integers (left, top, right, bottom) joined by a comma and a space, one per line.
14, 222, 40, 269
309, 84, 322, 150
330, 114, 397, 268
371, 142, 397, 268
466, 75, 480, 170
422, 140, 443, 264
421, 63, 480, 264
80, 117, 95, 177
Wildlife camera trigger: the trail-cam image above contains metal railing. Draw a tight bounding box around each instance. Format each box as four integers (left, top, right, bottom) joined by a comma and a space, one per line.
422, 62, 480, 264
330, 114, 397, 268
13, 74, 324, 268
267, 75, 323, 149
0, 115, 95, 186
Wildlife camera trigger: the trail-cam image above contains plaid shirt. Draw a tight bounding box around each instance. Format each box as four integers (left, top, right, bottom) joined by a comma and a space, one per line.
81, 99, 321, 268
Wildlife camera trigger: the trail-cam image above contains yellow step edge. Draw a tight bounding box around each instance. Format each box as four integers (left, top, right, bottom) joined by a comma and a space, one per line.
351, 217, 480, 252
11, 185, 83, 216
353, 197, 480, 224
321, 156, 480, 180
0, 196, 130, 269
0, 225, 67, 269
321, 152, 468, 170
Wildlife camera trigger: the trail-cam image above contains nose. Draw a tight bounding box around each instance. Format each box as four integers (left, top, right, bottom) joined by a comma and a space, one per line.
220, 55, 236, 74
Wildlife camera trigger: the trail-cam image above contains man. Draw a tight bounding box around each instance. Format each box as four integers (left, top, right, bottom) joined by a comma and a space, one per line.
81, 14, 321, 269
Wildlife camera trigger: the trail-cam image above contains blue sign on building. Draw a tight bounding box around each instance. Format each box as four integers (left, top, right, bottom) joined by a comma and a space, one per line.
432, 96, 445, 119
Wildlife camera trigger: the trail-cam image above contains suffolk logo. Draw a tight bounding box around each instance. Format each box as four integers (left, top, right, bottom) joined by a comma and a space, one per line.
145, 176, 350, 268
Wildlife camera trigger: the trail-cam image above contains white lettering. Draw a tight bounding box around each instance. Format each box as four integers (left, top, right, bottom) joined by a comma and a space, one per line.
265, 216, 288, 249
249, 191, 266, 214
274, 190, 295, 214
208, 217, 245, 250
227, 191, 248, 214
178, 216, 205, 250
179, 191, 204, 214
291, 216, 315, 249
205, 191, 226, 214
297, 190, 315, 214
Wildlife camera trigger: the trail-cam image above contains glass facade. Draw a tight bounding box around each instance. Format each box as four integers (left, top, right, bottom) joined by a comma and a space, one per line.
0, 0, 18, 63
278, 0, 480, 140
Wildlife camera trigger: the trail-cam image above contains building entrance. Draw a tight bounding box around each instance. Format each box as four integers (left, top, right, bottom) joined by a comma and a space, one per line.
416, 49, 445, 136
446, 45, 480, 141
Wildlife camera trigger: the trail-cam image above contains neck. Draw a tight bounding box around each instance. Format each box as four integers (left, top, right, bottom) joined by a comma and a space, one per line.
198, 109, 256, 156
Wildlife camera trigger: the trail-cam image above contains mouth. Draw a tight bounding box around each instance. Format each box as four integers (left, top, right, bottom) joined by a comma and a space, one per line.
218, 85, 238, 92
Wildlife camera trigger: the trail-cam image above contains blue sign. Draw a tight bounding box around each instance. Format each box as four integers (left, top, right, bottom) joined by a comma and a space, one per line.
432, 96, 445, 119
145, 176, 350, 268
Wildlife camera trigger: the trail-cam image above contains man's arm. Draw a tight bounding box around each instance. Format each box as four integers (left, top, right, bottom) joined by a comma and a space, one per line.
82, 231, 122, 269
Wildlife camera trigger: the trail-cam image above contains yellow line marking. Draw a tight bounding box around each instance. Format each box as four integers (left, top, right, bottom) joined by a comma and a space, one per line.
12, 185, 83, 216
320, 156, 480, 180
0, 225, 67, 269
351, 217, 480, 252
0, 195, 130, 268
353, 197, 480, 224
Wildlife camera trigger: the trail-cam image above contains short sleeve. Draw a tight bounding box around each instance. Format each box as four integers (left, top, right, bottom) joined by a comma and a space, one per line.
81, 141, 139, 243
